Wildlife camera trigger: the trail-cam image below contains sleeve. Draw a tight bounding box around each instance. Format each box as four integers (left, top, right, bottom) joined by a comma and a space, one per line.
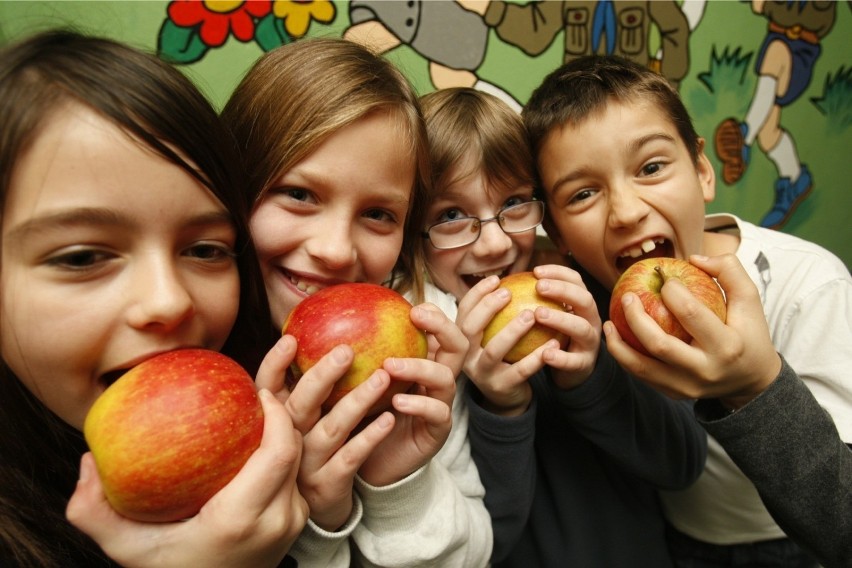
484, 0, 568, 56
696, 358, 852, 568
465, 375, 538, 563
350, 379, 492, 567
286, 494, 361, 568
553, 345, 708, 489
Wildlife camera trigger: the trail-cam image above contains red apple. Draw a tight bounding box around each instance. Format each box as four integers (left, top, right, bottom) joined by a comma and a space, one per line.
609, 257, 727, 356
83, 349, 263, 523
282, 283, 428, 415
481, 271, 569, 363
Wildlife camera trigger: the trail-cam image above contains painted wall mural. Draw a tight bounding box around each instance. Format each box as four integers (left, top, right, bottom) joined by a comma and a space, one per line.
1, 0, 849, 268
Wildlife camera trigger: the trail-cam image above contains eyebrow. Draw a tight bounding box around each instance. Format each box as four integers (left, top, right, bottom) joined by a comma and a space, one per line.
4, 207, 234, 245
548, 131, 677, 197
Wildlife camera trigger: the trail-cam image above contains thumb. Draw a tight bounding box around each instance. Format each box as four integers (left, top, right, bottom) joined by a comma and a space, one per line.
66, 453, 138, 555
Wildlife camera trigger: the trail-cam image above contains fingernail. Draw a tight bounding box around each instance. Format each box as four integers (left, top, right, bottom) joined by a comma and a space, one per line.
520, 309, 534, 323
332, 345, 350, 364
496, 288, 511, 300
377, 412, 393, 429
369, 372, 386, 389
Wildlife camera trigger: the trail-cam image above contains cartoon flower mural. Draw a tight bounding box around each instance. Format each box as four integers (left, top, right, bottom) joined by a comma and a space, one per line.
274, 0, 335, 38
159, 0, 336, 64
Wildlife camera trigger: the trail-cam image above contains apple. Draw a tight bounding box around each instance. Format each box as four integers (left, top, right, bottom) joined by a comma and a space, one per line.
282, 283, 428, 415
481, 271, 569, 363
83, 349, 263, 523
609, 257, 727, 356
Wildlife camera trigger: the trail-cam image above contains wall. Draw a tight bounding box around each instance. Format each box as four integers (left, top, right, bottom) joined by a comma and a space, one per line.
2, 0, 850, 268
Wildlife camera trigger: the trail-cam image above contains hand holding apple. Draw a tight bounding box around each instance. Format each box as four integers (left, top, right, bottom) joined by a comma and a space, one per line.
282, 283, 428, 415
609, 257, 727, 356
481, 271, 569, 363
83, 349, 264, 523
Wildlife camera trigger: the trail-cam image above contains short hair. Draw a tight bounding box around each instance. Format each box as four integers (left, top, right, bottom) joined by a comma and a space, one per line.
221, 37, 430, 300
421, 87, 535, 201
523, 55, 701, 165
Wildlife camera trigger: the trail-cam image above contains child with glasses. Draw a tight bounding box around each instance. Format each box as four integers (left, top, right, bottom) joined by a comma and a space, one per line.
420, 87, 707, 567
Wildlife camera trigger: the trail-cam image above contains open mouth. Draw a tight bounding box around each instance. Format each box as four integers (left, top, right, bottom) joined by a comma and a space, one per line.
282, 269, 325, 296
100, 369, 128, 389
461, 267, 510, 289
615, 238, 674, 274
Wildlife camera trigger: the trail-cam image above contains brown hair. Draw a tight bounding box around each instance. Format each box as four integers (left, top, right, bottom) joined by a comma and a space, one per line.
221, 37, 430, 303
420, 87, 536, 203
523, 55, 701, 166
0, 29, 270, 565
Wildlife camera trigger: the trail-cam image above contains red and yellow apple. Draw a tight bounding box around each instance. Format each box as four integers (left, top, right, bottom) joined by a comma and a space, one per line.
282, 283, 428, 415
84, 349, 263, 523
609, 257, 727, 356
481, 271, 569, 363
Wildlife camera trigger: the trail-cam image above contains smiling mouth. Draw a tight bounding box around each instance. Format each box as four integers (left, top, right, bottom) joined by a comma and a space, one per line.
461, 267, 510, 289
284, 270, 324, 296
615, 238, 674, 274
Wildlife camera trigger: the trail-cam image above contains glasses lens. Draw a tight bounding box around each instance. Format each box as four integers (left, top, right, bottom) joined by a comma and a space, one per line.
499, 201, 544, 233
427, 217, 480, 249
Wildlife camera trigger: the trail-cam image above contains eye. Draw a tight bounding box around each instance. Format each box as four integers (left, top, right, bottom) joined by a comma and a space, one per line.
640, 161, 665, 176
363, 208, 396, 223
45, 248, 114, 271
271, 187, 315, 205
437, 208, 467, 223
502, 196, 529, 210
184, 242, 235, 263
568, 188, 596, 205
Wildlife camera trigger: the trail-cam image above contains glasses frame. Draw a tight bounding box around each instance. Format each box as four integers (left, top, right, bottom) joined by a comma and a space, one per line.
422, 199, 545, 250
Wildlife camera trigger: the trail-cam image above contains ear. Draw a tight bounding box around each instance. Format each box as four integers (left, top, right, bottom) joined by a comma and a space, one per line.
695, 138, 716, 203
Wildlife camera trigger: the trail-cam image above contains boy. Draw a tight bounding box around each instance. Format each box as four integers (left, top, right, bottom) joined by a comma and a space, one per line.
523, 54, 851, 567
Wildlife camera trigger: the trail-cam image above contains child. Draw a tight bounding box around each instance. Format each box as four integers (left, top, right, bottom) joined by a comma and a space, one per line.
220, 38, 492, 567
419, 87, 708, 567
0, 30, 308, 567
523, 54, 852, 567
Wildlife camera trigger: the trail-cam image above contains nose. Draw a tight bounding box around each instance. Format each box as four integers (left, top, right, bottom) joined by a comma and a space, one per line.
305, 220, 357, 270
607, 182, 650, 229
126, 255, 194, 333
472, 217, 513, 257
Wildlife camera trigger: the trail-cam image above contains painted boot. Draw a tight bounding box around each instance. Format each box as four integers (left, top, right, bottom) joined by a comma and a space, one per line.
714, 118, 750, 185
760, 164, 813, 229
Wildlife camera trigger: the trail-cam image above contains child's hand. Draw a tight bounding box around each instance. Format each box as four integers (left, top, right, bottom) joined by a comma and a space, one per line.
356, 304, 460, 487
258, 335, 397, 531
604, 254, 781, 408
66, 389, 308, 568
457, 265, 601, 415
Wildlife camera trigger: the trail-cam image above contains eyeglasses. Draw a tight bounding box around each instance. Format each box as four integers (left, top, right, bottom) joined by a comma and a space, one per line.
422, 200, 545, 250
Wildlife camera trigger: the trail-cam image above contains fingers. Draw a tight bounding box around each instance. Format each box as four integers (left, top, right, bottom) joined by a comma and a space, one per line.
383, 356, 456, 407
66, 453, 142, 555
210, 389, 303, 517
410, 302, 469, 377
284, 344, 354, 433
255, 335, 297, 398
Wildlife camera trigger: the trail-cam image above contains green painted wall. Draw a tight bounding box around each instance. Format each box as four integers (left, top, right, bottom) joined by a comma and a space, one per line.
2, 0, 850, 268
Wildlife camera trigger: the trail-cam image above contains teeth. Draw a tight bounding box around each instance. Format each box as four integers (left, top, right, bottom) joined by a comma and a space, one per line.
290, 276, 320, 295
620, 238, 663, 258
471, 268, 506, 278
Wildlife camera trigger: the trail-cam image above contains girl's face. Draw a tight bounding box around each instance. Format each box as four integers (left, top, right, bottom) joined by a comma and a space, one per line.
423, 159, 537, 301
539, 99, 714, 290
250, 111, 414, 328
0, 103, 240, 430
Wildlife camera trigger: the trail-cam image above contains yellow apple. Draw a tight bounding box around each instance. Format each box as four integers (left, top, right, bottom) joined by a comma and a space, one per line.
481, 271, 569, 363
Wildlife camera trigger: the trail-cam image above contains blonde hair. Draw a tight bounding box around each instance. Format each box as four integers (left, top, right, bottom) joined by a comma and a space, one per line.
222, 37, 430, 302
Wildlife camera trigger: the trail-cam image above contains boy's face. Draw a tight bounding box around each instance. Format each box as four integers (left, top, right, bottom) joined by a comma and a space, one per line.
537, 99, 715, 291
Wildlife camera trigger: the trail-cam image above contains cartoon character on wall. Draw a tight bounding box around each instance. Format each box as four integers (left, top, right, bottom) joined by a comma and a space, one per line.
714, 0, 838, 229
343, 0, 522, 112
457, 0, 693, 89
